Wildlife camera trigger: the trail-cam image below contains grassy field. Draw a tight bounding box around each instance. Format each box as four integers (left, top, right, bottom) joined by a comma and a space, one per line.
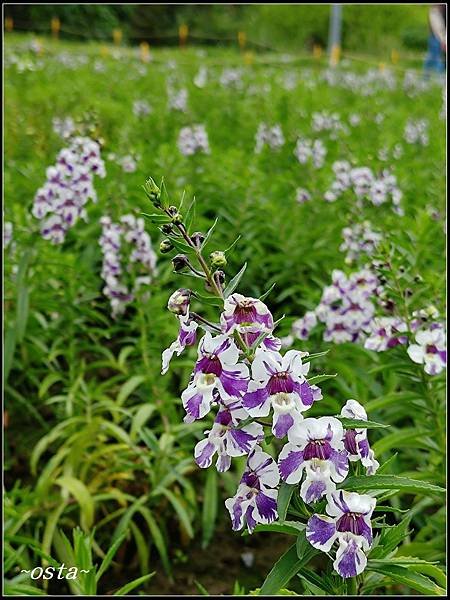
4, 34, 446, 596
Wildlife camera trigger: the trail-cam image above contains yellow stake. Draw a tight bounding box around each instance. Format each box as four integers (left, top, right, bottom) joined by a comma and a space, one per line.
330, 44, 341, 67
113, 28, 123, 45
379, 62, 386, 72
51, 17, 60, 39
5, 17, 13, 32
244, 51, 254, 66
313, 44, 323, 59
179, 23, 188, 47
238, 31, 246, 51
100, 45, 109, 58
140, 41, 150, 63
391, 49, 399, 65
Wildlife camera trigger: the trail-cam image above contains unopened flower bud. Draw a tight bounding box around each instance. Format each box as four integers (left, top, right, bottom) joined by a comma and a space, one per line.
171, 212, 183, 225
161, 223, 174, 235
213, 270, 226, 288
191, 231, 205, 248
167, 288, 191, 316
144, 177, 162, 207
160, 239, 173, 254
210, 251, 227, 268
172, 254, 189, 272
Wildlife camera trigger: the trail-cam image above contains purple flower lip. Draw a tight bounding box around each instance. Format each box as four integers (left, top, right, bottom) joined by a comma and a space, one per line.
197, 353, 223, 376
268, 372, 294, 394
343, 430, 358, 455
336, 512, 366, 536
426, 344, 438, 355
303, 439, 332, 460
234, 303, 258, 324
242, 471, 260, 490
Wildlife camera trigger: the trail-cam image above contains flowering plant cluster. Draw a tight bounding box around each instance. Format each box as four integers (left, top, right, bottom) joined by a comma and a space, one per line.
294, 137, 327, 169
255, 123, 285, 153
99, 214, 157, 317
32, 136, 106, 244
324, 161, 403, 215
132, 99, 152, 118
340, 221, 382, 264
311, 110, 349, 138
167, 86, 188, 112
177, 125, 210, 156
284, 266, 447, 376
142, 177, 386, 579
219, 68, 243, 88
404, 118, 429, 146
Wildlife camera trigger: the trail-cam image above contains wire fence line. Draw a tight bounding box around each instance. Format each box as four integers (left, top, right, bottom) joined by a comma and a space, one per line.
5, 23, 427, 74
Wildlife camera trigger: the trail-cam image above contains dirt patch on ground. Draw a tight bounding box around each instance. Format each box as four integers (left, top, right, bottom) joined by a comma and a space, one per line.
145, 526, 294, 595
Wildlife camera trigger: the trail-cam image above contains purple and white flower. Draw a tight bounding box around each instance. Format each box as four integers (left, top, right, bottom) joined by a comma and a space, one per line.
341, 400, 379, 475
181, 332, 249, 423
407, 325, 447, 375
194, 399, 263, 472
178, 125, 210, 156
32, 136, 105, 243
291, 311, 317, 341
364, 317, 408, 352
255, 123, 285, 153
306, 490, 376, 578
225, 447, 279, 533
278, 417, 348, 502
161, 313, 198, 375
243, 349, 320, 439
220, 293, 273, 336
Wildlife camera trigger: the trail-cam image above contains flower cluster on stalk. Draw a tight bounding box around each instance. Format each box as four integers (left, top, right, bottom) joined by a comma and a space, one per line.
255, 123, 285, 153
32, 136, 106, 244
340, 221, 382, 264
99, 214, 157, 317
294, 137, 327, 169
324, 161, 403, 215
178, 125, 210, 156
145, 177, 381, 579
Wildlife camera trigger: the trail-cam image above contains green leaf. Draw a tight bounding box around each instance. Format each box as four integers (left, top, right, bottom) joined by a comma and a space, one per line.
259, 282, 276, 302
117, 375, 146, 406
366, 563, 445, 595
337, 417, 390, 430
368, 558, 447, 588
193, 293, 223, 307
224, 263, 247, 298
113, 573, 155, 595
224, 235, 241, 255
370, 515, 412, 558
138, 506, 171, 577
184, 198, 196, 233
307, 373, 337, 385
170, 237, 194, 254
159, 489, 194, 538
340, 475, 445, 495
141, 212, 171, 224
3, 325, 16, 381
243, 521, 306, 536
95, 534, 125, 582
277, 483, 296, 523
55, 477, 94, 530
194, 580, 210, 595
202, 468, 218, 549
260, 532, 318, 595
200, 217, 219, 250
130, 404, 155, 441
297, 567, 334, 595
372, 428, 431, 454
